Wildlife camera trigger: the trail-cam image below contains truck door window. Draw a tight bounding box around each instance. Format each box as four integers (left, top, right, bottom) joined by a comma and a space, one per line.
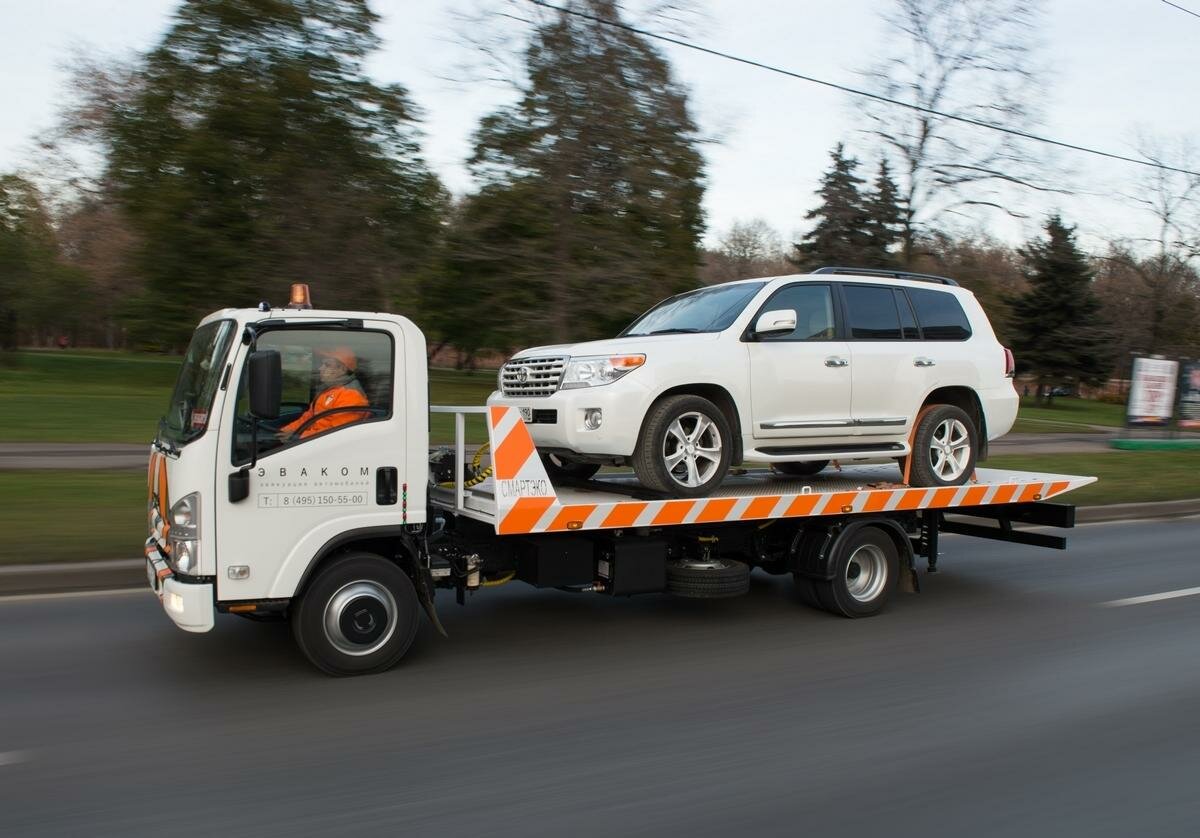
232, 328, 394, 464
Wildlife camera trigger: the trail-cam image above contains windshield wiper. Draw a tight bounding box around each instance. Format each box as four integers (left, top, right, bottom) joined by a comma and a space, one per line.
640, 328, 702, 336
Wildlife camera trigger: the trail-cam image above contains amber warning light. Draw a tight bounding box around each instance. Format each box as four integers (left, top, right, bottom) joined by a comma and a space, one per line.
287, 283, 313, 310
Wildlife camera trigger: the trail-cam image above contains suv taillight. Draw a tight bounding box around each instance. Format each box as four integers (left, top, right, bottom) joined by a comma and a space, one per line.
1003, 347, 1015, 378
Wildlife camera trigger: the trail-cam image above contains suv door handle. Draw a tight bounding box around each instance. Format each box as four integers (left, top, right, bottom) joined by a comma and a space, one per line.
824, 356, 849, 367
914, 357, 936, 367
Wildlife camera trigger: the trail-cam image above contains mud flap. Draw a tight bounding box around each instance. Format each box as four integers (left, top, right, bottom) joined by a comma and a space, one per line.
412, 565, 448, 638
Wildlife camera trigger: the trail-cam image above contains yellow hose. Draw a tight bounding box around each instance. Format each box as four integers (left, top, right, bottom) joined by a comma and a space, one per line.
437, 442, 492, 489
482, 571, 515, 587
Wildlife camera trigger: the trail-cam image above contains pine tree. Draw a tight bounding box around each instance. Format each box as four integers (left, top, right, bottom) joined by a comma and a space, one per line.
464, 0, 705, 345
861, 159, 904, 268
84, 0, 445, 347
791, 144, 868, 271
1009, 215, 1113, 402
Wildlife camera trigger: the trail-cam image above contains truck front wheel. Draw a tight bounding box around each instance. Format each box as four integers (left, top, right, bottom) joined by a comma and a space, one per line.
291, 552, 421, 676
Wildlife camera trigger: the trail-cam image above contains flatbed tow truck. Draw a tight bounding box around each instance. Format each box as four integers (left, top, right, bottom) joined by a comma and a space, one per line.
144, 290, 1095, 675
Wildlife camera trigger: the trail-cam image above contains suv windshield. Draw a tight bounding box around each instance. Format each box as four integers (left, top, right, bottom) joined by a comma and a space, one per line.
159, 320, 236, 447
621, 282, 766, 337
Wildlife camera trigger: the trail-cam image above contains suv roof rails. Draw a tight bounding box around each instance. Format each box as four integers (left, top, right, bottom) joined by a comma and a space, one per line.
811, 266, 960, 287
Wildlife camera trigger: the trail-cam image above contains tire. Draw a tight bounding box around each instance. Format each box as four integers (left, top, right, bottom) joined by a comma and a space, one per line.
632, 395, 733, 497
291, 552, 421, 676
803, 527, 899, 618
907, 404, 978, 487
772, 460, 830, 477
666, 558, 750, 598
541, 453, 601, 482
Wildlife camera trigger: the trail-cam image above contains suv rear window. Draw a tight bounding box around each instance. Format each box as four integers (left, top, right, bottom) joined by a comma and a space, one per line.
906, 288, 972, 340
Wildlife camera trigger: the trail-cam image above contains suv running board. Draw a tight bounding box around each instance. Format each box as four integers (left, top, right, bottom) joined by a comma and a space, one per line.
753, 442, 907, 457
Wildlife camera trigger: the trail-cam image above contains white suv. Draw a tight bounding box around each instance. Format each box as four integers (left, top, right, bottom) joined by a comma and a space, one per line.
488, 268, 1018, 497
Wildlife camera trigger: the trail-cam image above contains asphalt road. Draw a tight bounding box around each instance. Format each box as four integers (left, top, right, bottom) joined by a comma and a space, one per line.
2, 518, 1199, 837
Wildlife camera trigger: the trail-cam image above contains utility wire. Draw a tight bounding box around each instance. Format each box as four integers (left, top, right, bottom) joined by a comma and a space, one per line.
1162, 0, 1200, 21
524, 0, 1200, 178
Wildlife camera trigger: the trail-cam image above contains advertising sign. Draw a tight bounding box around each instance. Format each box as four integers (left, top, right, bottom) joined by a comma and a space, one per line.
1179, 361, 1200, 430
1127, 357, 1179, 426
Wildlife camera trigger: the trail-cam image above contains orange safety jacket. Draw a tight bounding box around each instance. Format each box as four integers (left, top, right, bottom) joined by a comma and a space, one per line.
281, 382, 370, 439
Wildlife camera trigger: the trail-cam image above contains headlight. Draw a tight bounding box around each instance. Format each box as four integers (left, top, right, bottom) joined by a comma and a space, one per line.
169, 493, 201, 574
560, 355, 645, 389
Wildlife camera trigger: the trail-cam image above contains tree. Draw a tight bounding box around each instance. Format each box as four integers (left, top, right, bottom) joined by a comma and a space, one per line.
65, 0, 445, 348
911, 231, 1022, 342
463, 0, 706, 345
703, 218, 792, 283
790, 144, 868, 270
859, 0, 1052, 263
1009, 215, 1112, 402
861, 159, 904, 268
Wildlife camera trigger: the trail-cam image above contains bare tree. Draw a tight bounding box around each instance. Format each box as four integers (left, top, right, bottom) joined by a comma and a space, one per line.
705, 218, 791, 282
859, 0, 1057, 264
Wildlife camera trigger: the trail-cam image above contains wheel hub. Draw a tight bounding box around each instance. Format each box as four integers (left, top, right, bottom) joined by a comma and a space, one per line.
324, 581, 398, 656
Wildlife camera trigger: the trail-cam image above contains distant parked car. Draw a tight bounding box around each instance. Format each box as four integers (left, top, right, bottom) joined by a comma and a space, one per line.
1050, 386, 1074, 397
489, 268, 1019, 498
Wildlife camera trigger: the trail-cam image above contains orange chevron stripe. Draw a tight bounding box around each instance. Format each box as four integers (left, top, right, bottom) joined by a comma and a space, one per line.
602, 502, 647, 529
1046, 481, 1071, 498
1018, 482, 1045, 502
931, 487, 959, 508
499, 496, 554, 534
961, 484, 990, 506
895, 489, 928, 510
741, 495, 781, 520
695, 497, 738, 523
823, 491, 859, 514
991, 484, 1018, 504
784, 494, 821, 517
546, 504, 598, 532
652, 500, 696, 526
863, 491, 891, 513
493, 419, 535, 481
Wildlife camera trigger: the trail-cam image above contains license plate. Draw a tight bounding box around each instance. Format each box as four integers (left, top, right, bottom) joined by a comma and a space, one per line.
519, 407, 533, 423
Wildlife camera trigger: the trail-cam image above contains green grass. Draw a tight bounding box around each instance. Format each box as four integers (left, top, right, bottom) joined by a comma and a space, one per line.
0, 470, 148, 564
1016, 396, 1126, 429
986, 451, 1200, 506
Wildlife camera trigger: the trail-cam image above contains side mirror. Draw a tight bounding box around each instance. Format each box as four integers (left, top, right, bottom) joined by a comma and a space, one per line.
248, 350, 282, 420
754, 309, 797, 337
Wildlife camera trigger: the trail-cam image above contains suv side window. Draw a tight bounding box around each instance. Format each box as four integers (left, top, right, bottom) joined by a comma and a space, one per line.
756, 283, 836, 341
895, 289, 920, 339
906, 288, 972, 340
842, 284, 902, 340
232, 328, 394, 464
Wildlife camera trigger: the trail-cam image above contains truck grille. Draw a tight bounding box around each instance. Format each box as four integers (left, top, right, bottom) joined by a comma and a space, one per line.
500, 356, 567, 397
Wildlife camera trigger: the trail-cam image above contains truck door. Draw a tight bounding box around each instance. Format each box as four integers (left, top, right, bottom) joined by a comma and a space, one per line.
215, 323, 408, 602
747, 282, 853, 439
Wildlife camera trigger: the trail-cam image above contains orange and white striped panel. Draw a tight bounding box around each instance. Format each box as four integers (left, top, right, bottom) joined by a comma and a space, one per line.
483, 411, 1099, 537
488, 406, 557, 535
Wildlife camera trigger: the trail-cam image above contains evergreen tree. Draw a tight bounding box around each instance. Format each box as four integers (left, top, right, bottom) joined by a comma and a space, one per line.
464, 0, 706, 345
1009, 215, 1112, 401
791, 144, 868, 271
83, 0, 445, 347
862, 159, 904, 268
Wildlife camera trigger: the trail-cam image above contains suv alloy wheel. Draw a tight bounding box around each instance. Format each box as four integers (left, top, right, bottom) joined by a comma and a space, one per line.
632, 394, 733, 497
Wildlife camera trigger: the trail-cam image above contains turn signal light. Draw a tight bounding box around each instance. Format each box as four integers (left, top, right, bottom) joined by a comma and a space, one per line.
1003, 347, 1015, 378
287, 283, 313, 310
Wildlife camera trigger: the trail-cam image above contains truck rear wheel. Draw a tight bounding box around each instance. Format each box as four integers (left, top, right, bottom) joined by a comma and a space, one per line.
291, 552, 421, 676
799, 527, 898, 618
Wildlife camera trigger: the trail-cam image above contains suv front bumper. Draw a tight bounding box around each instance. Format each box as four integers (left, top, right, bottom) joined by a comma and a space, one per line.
487, 380, 654, 458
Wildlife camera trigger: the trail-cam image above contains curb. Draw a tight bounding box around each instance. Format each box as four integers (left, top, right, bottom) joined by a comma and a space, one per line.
4, 499, 1200, 597
1109, 439, 1200, 451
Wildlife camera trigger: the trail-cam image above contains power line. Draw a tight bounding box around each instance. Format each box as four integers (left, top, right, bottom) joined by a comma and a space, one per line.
1162, 0, 1200, 21
524, 0, 1200, 179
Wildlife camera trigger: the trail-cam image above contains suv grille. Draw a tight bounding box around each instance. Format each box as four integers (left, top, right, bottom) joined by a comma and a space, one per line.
500, 356, 567, 397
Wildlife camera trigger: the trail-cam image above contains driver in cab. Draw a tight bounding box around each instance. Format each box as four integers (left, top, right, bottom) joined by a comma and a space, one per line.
279, 347, 370, 440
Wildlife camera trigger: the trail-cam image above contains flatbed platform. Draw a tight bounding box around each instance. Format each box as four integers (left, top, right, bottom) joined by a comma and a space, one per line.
429, 407, 1097, 535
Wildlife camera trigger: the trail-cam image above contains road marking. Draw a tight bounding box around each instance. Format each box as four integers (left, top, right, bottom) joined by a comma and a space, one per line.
1100, 586, 1200, 608
0, 751, 30, 766
0, 588, 144, 605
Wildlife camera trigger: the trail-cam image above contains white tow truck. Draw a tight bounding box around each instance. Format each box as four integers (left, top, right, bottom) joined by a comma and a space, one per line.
145, 286, 1096, 675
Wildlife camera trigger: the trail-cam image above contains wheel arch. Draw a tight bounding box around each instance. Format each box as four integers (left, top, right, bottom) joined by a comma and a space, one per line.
920, 386, 988, 461
291, 526, 419, 601
653, 383, 745, 465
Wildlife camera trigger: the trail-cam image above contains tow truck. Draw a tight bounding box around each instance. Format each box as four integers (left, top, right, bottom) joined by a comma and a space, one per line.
144, 286, 1095, 675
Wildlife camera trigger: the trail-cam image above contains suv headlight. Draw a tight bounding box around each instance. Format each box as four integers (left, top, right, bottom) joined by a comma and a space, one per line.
560, 355, 645, 390
168, 492, 201, 575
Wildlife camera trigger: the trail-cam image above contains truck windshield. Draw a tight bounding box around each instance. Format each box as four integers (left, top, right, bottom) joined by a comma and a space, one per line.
159, 320, 236, 447
621, 282, 766, 337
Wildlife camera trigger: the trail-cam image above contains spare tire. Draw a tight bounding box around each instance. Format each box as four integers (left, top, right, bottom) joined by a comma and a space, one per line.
666, 558, 750, 599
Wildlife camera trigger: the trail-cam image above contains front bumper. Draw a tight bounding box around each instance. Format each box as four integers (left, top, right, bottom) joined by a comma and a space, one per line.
146, 546, 214, 633
488, 380, 654, 458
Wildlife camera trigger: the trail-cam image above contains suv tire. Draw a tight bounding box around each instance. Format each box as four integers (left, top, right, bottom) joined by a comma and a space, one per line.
908, 404, 978, 487
632, 394, 732, 497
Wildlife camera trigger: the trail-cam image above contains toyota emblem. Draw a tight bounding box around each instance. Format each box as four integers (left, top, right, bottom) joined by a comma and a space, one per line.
515, 366, 530, 383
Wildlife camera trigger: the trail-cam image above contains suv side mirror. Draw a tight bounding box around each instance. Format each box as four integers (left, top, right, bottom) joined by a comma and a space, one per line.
754, 309, 797, 337
248, 350, 282, 420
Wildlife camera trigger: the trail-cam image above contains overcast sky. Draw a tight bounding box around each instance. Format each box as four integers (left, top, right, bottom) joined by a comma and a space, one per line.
4, 0, 1199, 254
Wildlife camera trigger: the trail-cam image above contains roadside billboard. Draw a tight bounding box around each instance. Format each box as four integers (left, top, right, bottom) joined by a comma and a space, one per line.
1127, 357, 1179, 426
1179, 361, 1200, 430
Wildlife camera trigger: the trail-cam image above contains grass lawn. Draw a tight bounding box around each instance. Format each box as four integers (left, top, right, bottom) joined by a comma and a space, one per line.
0, 470, 148, 564
986, 451, 1200, 506
2, 350, 500, 444
1015, 396, 1126, 429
